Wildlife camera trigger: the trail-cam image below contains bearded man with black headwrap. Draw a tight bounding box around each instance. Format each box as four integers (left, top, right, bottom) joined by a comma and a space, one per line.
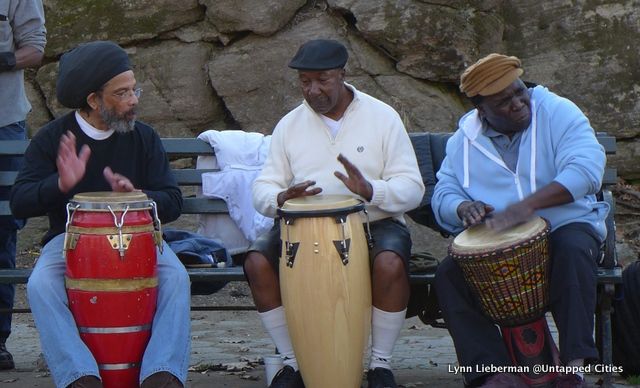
10, 41, 189, 388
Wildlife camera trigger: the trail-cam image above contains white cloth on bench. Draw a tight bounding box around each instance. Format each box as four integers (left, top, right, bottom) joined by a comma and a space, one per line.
198, 130, 273, 245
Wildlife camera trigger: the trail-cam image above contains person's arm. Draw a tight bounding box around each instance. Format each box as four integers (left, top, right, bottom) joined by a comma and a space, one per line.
10, 133, 67, 219
431, 134, 473, 234
140, 130, 182, 224
252, 123, 295, 218
13, 45, 43, 69
1, 0, 46, 71
487, 98, 605, 230
364, 115, 425, 213
485, 182, 572, 230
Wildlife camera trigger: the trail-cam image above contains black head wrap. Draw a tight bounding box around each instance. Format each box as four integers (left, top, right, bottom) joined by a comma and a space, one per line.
56, 41, 131, 109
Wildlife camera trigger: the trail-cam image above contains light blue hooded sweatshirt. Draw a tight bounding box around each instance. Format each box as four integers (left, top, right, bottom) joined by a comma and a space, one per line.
431, 85, 609, 241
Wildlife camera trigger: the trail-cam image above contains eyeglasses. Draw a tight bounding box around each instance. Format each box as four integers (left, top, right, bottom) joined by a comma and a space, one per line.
112, 88, 142, 101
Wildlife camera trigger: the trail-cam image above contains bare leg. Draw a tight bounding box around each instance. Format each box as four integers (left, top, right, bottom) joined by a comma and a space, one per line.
371, 250, 410, 311
243, 251, 282, 312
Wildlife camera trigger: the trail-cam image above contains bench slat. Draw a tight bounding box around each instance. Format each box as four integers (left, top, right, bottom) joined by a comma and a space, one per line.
0, 201, 9, 216
596, 133, 616, 154
0, 140, 28, 156
182, 197, 229, 214
161, 138, 213, 155
0, 267, 623, 285
0, 172, 17, 186
603, 167, 617, 186
172, 169, 218, 186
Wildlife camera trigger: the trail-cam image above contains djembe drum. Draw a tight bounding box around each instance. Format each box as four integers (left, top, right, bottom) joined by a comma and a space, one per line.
450, 216, 560, 387
64, 192, 162, 388
278, 195, 372, 388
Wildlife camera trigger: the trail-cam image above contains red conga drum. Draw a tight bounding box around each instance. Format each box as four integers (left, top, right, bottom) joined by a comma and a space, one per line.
450, 216, 560, 387
64, 192, 162, 388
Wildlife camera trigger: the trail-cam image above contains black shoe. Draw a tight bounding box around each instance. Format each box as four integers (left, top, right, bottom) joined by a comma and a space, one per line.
67, 376, 103, 388
367, 367, 398, 388
269, 365, 305, 388
0, 341, 14, 370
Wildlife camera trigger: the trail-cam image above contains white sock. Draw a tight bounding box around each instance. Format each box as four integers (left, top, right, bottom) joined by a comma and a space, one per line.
567, 358, 584, 380
258, 306, 298, 371
370, 307, 406, 370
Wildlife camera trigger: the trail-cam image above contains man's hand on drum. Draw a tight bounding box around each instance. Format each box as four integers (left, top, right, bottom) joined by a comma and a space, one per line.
103, 166, 138, 192
57, 131, 91, 193
277, 180, 323, 207
485, 201, 535, 232
334, 153, 373, 201
457, 200, 495, 228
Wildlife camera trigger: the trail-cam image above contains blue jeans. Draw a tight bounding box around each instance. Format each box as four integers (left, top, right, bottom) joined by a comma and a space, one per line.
0, 121, 27, 340
27, 234, 191, 387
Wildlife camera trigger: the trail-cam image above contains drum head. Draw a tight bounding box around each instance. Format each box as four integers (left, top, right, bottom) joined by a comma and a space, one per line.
451, 216, 548, 254
70, 191, 152, 211
278, 195, 364, 218
282, 195, 361, 211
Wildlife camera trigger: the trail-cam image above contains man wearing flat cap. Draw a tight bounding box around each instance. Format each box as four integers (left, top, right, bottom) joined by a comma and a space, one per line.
432, 53, 607, 387
10, 41, 190, 388
246, 39, 424, 388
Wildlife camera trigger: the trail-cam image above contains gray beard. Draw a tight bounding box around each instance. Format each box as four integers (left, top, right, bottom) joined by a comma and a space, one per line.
99, 104, 136, 133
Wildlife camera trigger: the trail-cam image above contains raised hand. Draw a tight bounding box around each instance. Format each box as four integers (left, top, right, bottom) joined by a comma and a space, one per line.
57, 131, 91, 193
457, 200, 495, 228
103, 166, 137, 192
334, 154, 373, 201
276, 180, 323, 207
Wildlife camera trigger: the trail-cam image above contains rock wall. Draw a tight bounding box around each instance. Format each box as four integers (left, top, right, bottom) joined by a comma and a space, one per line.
25, 0, 640, 180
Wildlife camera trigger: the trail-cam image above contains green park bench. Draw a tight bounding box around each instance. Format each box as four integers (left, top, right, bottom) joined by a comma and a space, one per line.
0, 132, 622, 385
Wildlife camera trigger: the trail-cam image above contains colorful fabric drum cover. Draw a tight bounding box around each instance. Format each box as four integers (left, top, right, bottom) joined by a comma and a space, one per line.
450, 216, 551, 327
450, 216, 560, 386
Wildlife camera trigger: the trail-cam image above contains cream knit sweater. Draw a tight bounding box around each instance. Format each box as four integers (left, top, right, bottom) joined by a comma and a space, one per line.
253, 83, 424, 223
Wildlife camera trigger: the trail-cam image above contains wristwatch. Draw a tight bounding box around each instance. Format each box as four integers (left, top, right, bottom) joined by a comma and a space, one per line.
0, 52, 16, 72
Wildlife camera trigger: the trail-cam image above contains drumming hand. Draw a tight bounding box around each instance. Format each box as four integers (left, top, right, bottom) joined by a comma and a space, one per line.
334, 154, 373, 201
103, 167, 137, 192
57, 131, 91, 193
457, 200, 495, 228
277, 180, 323, 207
485, 202, 534, 231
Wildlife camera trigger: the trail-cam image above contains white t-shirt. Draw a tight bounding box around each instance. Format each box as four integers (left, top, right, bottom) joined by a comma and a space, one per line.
321, 115, 343, 139
75, 111, 114, 140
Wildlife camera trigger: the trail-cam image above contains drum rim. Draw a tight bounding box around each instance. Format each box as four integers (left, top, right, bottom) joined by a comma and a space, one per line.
276, 201, 365, 219
276, 194, 365, 219
69, 191, 153, 210
69, 199, 154, 211
450, 217, 550, 256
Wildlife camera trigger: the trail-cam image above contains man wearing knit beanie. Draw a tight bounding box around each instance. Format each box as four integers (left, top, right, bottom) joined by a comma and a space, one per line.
9, 41, 190, 388
432, 53, 607, 388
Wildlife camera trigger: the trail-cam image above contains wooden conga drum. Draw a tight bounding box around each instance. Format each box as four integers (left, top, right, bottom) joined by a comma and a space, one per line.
450, 216, 560, 387
64, 192, 162, 388
278, 195, 371, 388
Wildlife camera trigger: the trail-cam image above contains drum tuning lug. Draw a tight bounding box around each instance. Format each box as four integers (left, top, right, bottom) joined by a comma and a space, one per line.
153, 231, 164, 254
333, 239, 351, 265
334, 215, 347, 224
63, 233, 79, 252
107, 234, 132, 252
285, 242, 299, 268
